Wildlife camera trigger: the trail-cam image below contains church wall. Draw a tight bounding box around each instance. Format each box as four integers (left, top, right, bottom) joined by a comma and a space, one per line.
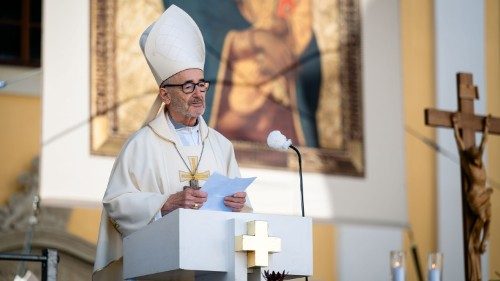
66, 207, 101, 245
337, 225, 403, 280
401, 1, 437, 280
485, 0, 500, 277
435, 0, 500, 280
41, 0, 111, 207
0, 87, 101, 254
0, 94, 41, 204
329, 0, 408, 279
312, 224, 336, 281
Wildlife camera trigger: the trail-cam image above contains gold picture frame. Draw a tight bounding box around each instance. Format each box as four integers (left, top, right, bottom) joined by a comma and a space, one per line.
90, 0, 364, 176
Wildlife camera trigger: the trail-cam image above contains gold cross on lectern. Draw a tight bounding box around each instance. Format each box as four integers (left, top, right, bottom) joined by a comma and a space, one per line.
179, 156, 209, 188
235, 221, 282, 268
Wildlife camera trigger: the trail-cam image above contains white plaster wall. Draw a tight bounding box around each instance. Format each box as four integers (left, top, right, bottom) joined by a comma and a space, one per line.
334, 0, 407, 279
338, 225, 403, 281
434, 0, 487, 280
41, 0, 112, 207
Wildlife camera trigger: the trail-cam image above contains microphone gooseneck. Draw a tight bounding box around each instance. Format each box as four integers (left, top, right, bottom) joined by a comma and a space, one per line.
266, 131, 305, 218
267, 131, 308, 281
290, 145, 308, 281
290, 145, 305, 218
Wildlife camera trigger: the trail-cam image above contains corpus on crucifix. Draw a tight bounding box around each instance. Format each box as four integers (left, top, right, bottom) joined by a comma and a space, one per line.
452, 112, 492, 279
425, 72, 500, 281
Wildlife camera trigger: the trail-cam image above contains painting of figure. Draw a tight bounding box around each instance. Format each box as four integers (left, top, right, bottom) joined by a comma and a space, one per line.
90, 0, 364, 176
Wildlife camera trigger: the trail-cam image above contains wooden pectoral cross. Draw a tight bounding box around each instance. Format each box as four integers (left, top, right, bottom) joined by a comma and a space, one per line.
425, 73, 500, 281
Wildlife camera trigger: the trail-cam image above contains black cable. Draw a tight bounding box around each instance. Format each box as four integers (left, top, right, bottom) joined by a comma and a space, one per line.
407, 228, 424, 281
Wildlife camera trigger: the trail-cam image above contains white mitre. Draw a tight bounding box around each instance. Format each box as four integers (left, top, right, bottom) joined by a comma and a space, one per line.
140, 5, 205, 125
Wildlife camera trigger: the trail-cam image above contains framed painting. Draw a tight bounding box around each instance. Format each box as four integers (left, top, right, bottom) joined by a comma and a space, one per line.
90, 0, 364, 176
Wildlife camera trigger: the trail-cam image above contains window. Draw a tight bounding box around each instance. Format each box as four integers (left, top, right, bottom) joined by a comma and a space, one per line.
0, 0, 42, 66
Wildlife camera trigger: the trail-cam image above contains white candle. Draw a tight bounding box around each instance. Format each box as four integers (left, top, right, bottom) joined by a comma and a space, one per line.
428, 268, 441, 281
391, 266, 405, 281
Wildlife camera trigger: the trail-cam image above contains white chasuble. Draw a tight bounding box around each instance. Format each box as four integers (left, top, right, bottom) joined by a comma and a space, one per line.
93, 109, 246, 280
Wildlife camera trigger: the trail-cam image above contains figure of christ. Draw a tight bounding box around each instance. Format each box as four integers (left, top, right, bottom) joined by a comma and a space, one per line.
452, 113, 493, 281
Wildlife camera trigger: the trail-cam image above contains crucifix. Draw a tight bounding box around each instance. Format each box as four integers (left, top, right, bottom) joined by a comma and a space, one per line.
425, 72, 500, 281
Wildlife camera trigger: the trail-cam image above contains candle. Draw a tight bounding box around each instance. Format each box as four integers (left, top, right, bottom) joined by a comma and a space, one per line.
390, 251, 406, 281
427, 252, 443, 281
428, 268, 441, 281
391, 266, 405, 281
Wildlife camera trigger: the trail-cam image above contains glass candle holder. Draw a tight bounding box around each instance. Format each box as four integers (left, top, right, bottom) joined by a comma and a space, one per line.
427, 252, 443, 281
390, 250, 406, 281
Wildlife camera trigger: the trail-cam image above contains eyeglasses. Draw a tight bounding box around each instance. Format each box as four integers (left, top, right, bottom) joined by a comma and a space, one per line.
161, 80, 210, 94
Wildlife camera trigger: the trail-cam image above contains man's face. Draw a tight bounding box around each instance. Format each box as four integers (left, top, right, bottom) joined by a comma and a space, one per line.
160, 69, 206, 125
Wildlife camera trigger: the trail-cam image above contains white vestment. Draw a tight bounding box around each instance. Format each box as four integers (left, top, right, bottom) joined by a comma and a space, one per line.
93, 109, 247, 280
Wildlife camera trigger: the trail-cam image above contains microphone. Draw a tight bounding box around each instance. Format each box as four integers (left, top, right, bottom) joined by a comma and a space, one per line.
267, 131, 305, 218
267, 130, 292, 151
267, 131, 309, 281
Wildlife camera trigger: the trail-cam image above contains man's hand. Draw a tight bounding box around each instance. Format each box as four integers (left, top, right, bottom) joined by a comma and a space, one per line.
161, 188, 207, 215
224, 192, 247, 212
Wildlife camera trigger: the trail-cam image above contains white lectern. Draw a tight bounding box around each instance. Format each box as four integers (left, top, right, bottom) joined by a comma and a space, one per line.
123, 209, 312, 281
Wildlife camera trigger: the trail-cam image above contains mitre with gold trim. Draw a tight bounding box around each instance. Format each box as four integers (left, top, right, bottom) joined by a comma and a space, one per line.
139, 4, 205, 125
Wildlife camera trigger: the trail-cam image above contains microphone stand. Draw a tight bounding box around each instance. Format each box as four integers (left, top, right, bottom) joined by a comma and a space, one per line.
289, 145, 305, 217
290, 145, 308, 281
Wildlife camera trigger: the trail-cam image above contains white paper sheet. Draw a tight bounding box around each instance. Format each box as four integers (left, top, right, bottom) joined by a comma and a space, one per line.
200, 172, 256, 212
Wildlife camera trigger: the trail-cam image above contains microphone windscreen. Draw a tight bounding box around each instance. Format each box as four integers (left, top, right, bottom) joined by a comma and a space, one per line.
267, 130, 292, 151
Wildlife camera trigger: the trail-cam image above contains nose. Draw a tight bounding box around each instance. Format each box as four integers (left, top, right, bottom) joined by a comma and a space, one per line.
192, 84, 205, 97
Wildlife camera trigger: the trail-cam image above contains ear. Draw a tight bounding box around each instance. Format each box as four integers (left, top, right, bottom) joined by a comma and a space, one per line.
159, 88, 171, 105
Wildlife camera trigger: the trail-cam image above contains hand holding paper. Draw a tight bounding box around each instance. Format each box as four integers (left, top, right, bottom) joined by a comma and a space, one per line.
200, 172, 256, 212
223, 191, 247, 212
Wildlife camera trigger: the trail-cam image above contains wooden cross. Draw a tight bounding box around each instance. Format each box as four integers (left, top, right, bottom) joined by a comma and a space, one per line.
425, 72, 500, 281
235, 220, 282, 268
178, 156, 209, 188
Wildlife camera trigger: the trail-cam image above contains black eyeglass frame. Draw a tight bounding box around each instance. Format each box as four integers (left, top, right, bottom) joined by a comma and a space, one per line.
161, 80, 210, 94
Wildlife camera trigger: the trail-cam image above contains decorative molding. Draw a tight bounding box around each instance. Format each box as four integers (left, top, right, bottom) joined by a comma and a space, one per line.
0, 230, 95, 264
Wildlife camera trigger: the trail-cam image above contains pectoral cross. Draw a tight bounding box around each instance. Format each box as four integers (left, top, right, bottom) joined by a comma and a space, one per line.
425, 73, 500, 281
179, 156, 209, 189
